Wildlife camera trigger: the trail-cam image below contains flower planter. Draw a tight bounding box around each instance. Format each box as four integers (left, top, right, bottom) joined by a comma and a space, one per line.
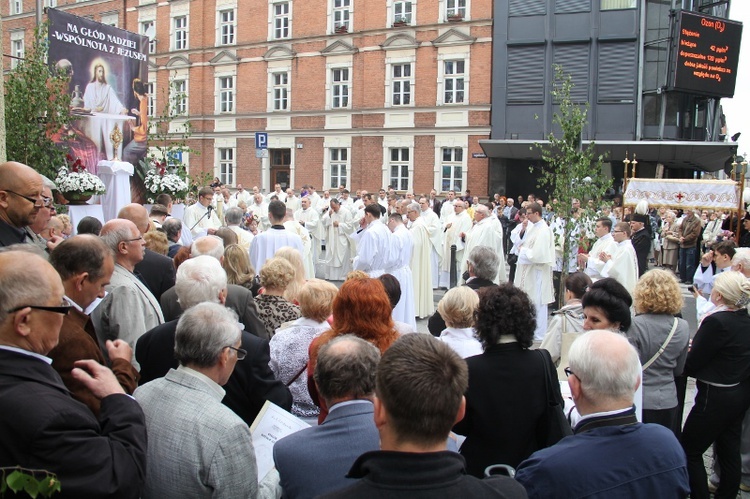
335, 26, 348, 34
447, 15, 464, 22
392, 21, 408, 27
63, 191, 95, 205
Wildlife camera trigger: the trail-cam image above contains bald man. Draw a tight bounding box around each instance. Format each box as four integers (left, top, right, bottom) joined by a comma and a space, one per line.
0, 161, 44, 247
118, 203, 176, 302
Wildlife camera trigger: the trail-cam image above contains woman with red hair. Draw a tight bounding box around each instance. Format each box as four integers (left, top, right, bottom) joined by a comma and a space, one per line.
307, 277, 400, 422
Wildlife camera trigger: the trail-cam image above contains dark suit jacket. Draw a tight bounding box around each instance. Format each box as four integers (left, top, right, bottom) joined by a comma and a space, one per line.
136, 320, 292, 426
134, 249, 176, 303
630, 229, 651, 277
0, 219, 27, 247
274, 401, 380, 499
453, 343, 563, 476
427, 278, 496, 336
160, 283, 268, 339
48, 308, 139, 416
0, 349, 147, 499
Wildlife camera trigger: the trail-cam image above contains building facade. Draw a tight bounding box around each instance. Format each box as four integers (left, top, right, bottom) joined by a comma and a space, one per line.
3, 0, 494, 196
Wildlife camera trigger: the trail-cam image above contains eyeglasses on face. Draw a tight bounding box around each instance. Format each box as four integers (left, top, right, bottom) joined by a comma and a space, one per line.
123, 236, 144, 244
3, 190, 48, 208
564, 367, 580, 381
7, 297, 72, 315
226, 345, 247, 361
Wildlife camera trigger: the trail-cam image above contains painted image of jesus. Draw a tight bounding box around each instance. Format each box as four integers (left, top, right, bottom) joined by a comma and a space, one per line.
82, 62, 128, 160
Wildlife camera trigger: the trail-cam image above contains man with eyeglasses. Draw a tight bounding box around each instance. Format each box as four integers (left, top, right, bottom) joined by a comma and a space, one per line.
515, 330, 689, 498
135, 302, 259, 499
599, 221, 639, 296
92, 219, 164, 370
0, 161, 45, 247
0, 250, 148, 498
26, 183, 65, 252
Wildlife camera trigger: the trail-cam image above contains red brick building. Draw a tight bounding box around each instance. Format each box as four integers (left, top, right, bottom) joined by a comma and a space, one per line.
3, 0, 492, 196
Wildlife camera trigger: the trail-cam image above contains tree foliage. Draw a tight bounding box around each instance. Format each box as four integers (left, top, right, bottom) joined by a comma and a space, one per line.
533, 65, 611, 306
1, 466, 61, 498
4, 23, 72, 180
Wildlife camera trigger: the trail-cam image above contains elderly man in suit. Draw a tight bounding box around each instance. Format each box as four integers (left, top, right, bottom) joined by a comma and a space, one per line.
274, 335, 381, 499
137, 255, 291, 426
135, 302, 258, 498
0, 250, 147, 498
93, 219, 164, 369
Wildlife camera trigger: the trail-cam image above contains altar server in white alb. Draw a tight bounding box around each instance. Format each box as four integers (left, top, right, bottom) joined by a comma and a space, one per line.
461, 203, 506, 284
321, 198, 355, 280
183, 186, 222, 238
419, 197, 444, 289
440, 200, 473, 287
249, 200, 304, 274
351, 204, 391, 278
385, 213, 417, 330
406, 202, 435, 318
578, 217, 618, 281
599, 221, 639, 296
283, 209, 316, 279
295, 196, 323, 277
514, 202, 555, 341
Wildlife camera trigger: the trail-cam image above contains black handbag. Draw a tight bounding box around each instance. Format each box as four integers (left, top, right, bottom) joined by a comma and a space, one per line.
536, 349, 573, 446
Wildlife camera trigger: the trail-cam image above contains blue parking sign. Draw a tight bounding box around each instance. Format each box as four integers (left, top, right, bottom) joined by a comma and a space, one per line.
255, 132, 268, 149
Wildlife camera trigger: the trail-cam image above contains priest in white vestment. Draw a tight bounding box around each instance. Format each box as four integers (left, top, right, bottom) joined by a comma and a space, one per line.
406, 202, 434, 318
321, 198, 355, 280
232, 184, 252, 206
249, 200, 304, 274
266, 183, 287, 203
224, 207, 254, 253
385, 213, 417, 330
600, 221, 639, 296
578, 217, 618, 280
183, 187, 222, 238
441, 201, 473, 286
249, 193, 270, 231
295, 197, 323, 277
440, 190, 457, 220
351, 204, 391, 278
461, 204, 506, 284
283, 209, 315, 279
419, 197, 444, 289
285, 189, 301, 212
514, 203, 555, 341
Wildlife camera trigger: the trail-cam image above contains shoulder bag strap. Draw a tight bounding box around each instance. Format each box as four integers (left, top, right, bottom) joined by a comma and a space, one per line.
641, 317, 679, 371
286, 362, 308, 387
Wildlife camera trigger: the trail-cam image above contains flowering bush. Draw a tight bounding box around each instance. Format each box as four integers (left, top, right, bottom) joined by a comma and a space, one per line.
55, 154, 106, 195
143, 161, 189, 203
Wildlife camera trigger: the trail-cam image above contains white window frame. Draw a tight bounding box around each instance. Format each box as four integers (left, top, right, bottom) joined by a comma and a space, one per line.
173, 15, 188, 50
217, 76, 235, 114
9, 31, 24, 69
440, 147, 464, 193
271, 72, 289, 111
329, 148, 349, 189
389, 148, 411, 192
330, 67, 350, 109
146, 82, 155, 117
392, 0, 413, 24
331, 0, 351, 32
441, 59, 466, 105
10, 0, 21, 15
270, 1, 291, 40
101, 12, 118, 27
217, 9, 236, 46
390, 63, 413, 107
217, 147, 235, 186
141, 21, 156, 54
438, 0, 470, 22
172, 79, 188, 115
43, 0, 56, 8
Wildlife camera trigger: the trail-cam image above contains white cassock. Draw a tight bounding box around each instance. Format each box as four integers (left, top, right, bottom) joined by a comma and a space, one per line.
233, 190, 252, 206
440, 199, 455, 220
182, 202, 222, 238
377, 197, 388, 210
249, 202, 270, 231
410, 217, 435, 318
227, 225, 254, 254
585, 233, 618, 280
515, 219, 555, 341
314, 195, 329, 214
266, 190, 287, 203
386, 225, 417, 330
420, 209, 444, 289
286, 196, 300, 212
352, 220, 391, 278
249, 226, 305, 275
441, 210, 473, 286
321, 208, 355, 280
462, 217, 507, 284
600, 239, 638, 296
283, 220, 315, 279
693, 263, 728, 295
295, 207, 323, 277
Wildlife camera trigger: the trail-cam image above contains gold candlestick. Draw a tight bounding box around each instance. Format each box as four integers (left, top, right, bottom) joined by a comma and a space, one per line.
110, 124, 123, 161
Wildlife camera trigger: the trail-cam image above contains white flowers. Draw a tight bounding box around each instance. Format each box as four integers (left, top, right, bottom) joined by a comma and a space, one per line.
55, 166, 106, 195
144, 168, 189, 203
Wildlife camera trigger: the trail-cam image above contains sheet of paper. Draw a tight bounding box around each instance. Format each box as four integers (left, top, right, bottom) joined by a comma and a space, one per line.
250, 401, 310, 481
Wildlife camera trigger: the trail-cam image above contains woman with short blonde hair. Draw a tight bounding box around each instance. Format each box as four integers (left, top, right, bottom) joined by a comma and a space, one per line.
436, 287, 482, 359
274, 246, 306, 304
256, 257, 300, 338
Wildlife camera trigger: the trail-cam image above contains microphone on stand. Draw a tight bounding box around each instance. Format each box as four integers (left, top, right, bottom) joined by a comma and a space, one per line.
191, 205, 213, 231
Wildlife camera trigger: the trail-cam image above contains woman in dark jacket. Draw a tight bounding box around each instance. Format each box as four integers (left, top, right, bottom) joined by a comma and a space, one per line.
681, 271, 750, 499
453, 284, 565, 477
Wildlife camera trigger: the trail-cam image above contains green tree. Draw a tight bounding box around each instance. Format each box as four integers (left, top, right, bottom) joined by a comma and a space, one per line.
533, 65, 611, 307
4, 22, 72, 179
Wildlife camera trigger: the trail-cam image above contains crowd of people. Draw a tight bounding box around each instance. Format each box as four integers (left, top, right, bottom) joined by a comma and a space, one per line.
2, 159, 750, 498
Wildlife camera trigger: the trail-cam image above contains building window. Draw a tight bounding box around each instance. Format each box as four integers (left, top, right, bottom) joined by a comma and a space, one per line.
441, 147, 463, 192
174, 16, 188, 50
330, 148, 348, 189
333, 0, 351, 31
393, 1, 412, 23
601, 0, 636, 9
391, 64, 412, 106
389, 148, 410, 191
10, 39, 24, 68
446, 0, 466, 18
443, 60, 465, 104
43, 0, 55, 8
172, 79, 187, 115
219, 10, 236, 46
218, 76, 235, 113
141, 21, 156, 54
273, 72, 289, 110
272, 2, 290, 39
331, 68, 350, 109
146, 82, 155, 117
218, 148, 235, 186
10, 0, 22, 15
101, 13, 118, 27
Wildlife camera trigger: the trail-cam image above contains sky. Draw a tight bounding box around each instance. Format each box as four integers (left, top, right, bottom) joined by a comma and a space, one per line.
722, 3, 750, 158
